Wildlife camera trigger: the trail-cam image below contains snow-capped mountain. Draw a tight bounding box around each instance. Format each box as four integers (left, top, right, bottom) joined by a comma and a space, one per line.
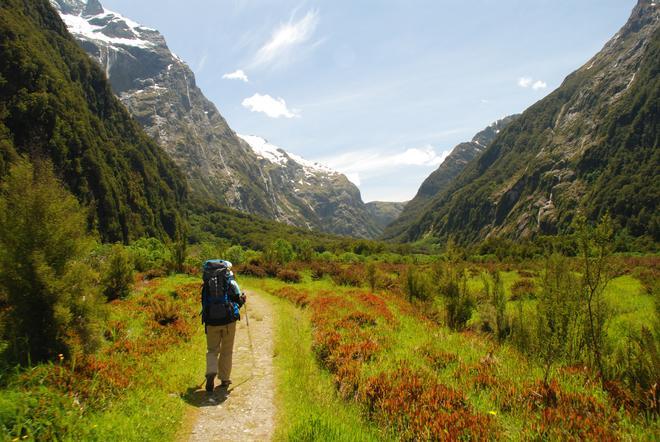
51, 0, 382, 238
236, 135, 381, 238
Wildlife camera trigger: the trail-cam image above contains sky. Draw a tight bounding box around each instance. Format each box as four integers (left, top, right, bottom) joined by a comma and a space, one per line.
101, 0, 637, 202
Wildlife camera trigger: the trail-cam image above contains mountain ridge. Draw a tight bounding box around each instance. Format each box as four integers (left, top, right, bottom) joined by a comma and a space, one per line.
0, 0, 186, 242
397, 0, 659, 244
383, 116, 519, 240
51, 0, 388, 239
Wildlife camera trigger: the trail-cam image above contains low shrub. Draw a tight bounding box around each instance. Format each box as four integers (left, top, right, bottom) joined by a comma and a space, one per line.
330, 266, 363, 287
237, 263, 267, 278
277, 269, 302, 283
510, 278, 536, 301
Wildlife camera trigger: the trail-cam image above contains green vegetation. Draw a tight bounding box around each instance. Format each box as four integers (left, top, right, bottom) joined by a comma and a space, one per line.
0, 159, 104, 364
239, 234, 657, 439
244, 284, 385, 442
0, 0, 186, 243
0, 274, 204, 441
389, 21, 659, 247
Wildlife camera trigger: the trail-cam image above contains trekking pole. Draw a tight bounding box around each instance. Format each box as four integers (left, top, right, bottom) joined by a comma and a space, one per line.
229, 291, 256, 392
244, 297, 250, 327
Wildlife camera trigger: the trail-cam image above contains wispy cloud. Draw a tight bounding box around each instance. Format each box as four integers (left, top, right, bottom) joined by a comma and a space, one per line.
241, 93, 299, 118
318, 145, 451, 186
222, 69, 249, 82
195, 51, 208, 73
249, 10, 320, 69
518, 76, 547, 90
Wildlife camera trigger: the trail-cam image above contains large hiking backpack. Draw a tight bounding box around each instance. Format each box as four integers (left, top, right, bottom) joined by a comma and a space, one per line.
201, 259, 239, 325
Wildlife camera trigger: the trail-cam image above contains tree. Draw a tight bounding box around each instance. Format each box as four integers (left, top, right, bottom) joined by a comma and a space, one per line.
295, 239, 314, 262
170, 226, 187, 273
0, 159, 104, 363
102, 244, 134, 301
575, 214, 613, 382
266, 239, 295, 265
536, 253, 581, 384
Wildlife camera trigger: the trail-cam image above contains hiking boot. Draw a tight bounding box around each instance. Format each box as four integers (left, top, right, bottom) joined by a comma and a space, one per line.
219, 379, 232, 389
205, 374, 215, 392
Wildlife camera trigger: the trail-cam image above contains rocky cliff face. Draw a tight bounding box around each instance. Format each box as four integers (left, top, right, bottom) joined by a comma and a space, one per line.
365, 201, 407, 230
398, 0, 659, 244
383, 116, 518, 239
1, 0, 187, 243
237, 135, 381, 238
51, 0, 384, 238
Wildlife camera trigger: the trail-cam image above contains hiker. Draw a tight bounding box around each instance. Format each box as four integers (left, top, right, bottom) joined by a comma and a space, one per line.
201, 259, 246, 392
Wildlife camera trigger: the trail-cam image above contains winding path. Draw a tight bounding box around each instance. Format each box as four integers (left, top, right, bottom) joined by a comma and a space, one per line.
187, 291, 275, 441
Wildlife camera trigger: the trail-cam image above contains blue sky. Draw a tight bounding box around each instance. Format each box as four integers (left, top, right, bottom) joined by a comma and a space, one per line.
102, 0, 636, 202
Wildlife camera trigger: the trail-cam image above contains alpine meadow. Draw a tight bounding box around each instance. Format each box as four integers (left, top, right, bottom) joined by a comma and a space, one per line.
0, 0, 658, 441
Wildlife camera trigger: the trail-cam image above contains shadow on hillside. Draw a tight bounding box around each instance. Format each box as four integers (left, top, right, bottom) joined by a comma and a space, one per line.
182, 384, 230, 408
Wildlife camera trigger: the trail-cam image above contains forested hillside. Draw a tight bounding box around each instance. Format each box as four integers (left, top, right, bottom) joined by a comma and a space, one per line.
0, 0, 186, 242
383, 116, 518, 240
396, 0, 659, 245
51, 0, 386, 239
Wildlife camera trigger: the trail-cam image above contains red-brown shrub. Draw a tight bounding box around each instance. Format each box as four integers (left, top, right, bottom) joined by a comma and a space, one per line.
277, 268, 302, 283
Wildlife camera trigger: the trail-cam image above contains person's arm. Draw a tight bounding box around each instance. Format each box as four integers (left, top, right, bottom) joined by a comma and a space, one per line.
229, 280, 246, 307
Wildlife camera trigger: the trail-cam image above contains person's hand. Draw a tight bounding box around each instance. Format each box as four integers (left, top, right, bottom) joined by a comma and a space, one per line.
240, 294, 247, 304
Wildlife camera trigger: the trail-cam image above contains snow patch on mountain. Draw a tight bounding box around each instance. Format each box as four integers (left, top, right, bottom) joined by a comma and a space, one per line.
52, 1, 154, 49
237, 135, 289, 166
237, 135, 339, 178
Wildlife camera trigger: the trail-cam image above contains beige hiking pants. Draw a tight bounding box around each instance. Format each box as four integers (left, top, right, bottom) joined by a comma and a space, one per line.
205, 321, 237, 381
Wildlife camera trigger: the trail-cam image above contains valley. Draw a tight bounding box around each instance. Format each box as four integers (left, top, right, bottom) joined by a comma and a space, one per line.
0, 0, 657, 440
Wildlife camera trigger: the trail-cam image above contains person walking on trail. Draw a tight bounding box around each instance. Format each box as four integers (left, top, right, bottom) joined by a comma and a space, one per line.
201, 259, 246, 393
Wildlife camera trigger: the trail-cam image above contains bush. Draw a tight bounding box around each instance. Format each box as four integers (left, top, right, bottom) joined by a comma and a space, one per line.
403, 266, 433, 302
102, 244, 134, 301
0, 160, 104, 363
225, 245, 246, 266
237, 264, 267, 278
277, 269, 302, 284
511, 278, 536, 301
265, 239, 295, 265
535, 253, 581, 383
310, 261, 329, 280
437, 265, 474, 330
128, 238, 171, 272
330, 266, 363, 287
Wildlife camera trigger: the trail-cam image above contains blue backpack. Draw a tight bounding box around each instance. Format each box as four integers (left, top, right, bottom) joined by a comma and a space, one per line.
201, 260, 239, 325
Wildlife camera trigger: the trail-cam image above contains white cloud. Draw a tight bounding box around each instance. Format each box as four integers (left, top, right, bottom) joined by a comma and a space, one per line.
241, 93, 299, 119
222, 69, 249, 82
318, 145, 451, 180
532, 80, 547, 90
518, 76, 547, 90
250, 10, 320, 68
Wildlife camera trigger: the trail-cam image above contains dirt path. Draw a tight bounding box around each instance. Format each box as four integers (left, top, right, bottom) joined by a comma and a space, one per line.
186, 291, 275, 441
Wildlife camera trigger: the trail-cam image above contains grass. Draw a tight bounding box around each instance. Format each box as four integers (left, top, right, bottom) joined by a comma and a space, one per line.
0, 274, 205, 441
241, 280, 386, 441
241, 262, 658, 440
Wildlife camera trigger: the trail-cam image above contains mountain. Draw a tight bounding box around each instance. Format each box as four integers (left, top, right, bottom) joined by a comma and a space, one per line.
237, 135, 381, 238
51, 0, 384, 239
0, 0, 186, 242
365, 201, 407, 231
395, 0, 659, 245
383, 116, 519, 240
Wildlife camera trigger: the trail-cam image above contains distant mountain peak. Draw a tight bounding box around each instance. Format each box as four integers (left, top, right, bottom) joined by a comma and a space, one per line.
237, 134, 339, 177
51, 0, 159, 51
